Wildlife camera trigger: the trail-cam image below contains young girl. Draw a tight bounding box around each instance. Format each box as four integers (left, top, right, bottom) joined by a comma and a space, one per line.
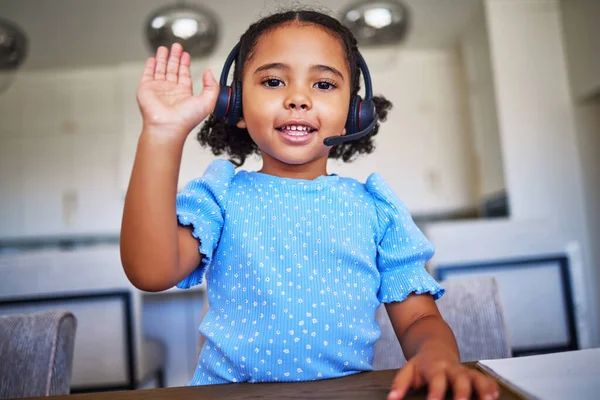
121, 9, 499, 400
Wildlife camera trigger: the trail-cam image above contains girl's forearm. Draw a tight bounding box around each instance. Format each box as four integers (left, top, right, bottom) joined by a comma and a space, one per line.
399, 315, 460, 362
120, 128, 187, 291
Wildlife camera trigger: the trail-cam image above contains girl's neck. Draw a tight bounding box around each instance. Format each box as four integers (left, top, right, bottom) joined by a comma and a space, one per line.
258, 152, 330, 181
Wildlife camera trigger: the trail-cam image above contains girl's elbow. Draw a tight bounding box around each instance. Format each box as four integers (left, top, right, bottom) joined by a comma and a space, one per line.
120, 256, 173, 293
124, 269, 172, 292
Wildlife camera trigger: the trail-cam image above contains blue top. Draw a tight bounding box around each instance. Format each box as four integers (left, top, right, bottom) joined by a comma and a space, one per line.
175, 159, 444, 385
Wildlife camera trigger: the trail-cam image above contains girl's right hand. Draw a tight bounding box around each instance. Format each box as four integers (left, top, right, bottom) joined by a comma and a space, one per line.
136, 43, 219, 139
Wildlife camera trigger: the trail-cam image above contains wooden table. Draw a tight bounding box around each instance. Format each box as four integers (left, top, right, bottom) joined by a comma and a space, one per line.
27, 363, 523, 399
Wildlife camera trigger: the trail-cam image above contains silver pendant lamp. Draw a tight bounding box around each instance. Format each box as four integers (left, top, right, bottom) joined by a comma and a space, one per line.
340, 0, 411, 46
0, 18, 28, 93
145, 1, 219, 58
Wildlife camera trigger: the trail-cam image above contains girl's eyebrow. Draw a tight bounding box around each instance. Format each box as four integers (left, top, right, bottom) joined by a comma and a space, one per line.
254, 63, 345, 81
311, 64, 345, 81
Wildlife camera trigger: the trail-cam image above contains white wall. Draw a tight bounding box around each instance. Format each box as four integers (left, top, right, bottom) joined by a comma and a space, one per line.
459, 8, 505, 199
0, 69, 124, 239
560, 0, 600, 352
426, 0, 598, 348
569, 101, 600, 345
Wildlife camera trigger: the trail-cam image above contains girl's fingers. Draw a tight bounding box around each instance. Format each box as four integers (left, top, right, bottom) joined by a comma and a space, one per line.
154, 46, 169, 80
426, 372, 448, 400
179, 52, 193, 88
194, 69, 219, 116
388, 363, 416, 400
198, 69, 218, 99
446, 366, 472, 400
141, 57, 156, 84
166, 43, 183, 83
469, 370, 499, 400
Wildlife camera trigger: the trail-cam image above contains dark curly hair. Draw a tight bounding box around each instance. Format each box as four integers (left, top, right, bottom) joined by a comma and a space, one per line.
198, 9, 393, 167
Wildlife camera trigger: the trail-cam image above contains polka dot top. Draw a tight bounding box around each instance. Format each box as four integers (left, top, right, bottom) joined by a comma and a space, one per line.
175, 159, 444, 385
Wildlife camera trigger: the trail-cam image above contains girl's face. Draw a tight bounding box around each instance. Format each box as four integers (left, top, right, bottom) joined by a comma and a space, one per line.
237, 22, 351, 169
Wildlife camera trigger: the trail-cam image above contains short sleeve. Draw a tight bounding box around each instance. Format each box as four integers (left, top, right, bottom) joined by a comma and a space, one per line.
366, 173, 445, 303
175, 159, 235, 289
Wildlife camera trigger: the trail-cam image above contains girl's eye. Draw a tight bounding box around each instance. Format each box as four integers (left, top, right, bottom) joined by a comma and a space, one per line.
314, 81, 336, 90
262, 78, 284, 88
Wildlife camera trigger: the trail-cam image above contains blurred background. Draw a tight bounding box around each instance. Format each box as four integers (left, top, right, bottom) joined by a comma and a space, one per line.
0, 0, 598, 392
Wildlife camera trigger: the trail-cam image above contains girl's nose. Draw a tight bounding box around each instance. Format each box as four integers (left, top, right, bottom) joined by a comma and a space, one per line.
284, 92, 312, 111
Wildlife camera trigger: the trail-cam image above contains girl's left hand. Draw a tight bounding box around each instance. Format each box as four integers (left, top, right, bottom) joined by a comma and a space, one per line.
387, 344, 499, 400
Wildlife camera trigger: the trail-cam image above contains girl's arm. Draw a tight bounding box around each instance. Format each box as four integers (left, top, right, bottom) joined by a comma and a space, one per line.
120, 130, 202, 292
386, 294, 459, 363
120, 43, 219, 292
385, 294, 499, 400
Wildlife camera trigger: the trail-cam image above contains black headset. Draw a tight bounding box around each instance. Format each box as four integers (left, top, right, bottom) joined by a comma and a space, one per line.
212, 42, 377, 147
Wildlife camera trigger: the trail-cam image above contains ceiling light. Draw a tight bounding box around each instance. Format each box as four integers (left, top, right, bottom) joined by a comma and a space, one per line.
340, 0, 410, 46
0, 18, 28, 93
146, 2, 219, 58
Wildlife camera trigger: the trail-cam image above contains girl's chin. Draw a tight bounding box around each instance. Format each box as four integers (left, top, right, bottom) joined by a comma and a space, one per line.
264, 148, 330, 166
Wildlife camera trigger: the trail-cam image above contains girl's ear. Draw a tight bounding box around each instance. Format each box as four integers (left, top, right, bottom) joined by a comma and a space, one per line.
236, 119, 247, 129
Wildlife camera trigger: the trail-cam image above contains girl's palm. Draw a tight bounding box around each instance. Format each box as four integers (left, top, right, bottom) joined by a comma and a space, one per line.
137, 43, 219, 135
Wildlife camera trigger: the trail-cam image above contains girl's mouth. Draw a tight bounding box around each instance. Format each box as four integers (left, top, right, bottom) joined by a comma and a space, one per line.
276, 124, 317, 145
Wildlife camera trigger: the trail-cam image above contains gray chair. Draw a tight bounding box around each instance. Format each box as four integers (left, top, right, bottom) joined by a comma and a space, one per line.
373, 277, 511, 370
0, 310, 77, 399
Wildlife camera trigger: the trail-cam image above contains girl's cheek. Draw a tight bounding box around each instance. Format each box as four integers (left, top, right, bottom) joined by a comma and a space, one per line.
324, 102, 349, 124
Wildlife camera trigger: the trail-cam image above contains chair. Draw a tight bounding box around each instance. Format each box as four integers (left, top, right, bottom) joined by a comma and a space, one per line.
373, 277, 511, 370
0, 310, 77, 399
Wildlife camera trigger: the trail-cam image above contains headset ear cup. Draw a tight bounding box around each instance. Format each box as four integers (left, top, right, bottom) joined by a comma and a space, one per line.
226, 81, 243, 127
346, 95, 361, 135
213, 85, 233, 120
358, 98, 376, 132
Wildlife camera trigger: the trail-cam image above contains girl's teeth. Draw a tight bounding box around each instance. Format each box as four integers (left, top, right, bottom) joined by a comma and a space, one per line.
287, 130, 308, 136
281, 125, 313, 132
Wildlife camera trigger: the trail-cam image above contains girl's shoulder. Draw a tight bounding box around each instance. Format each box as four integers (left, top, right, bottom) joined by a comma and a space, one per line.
330, 172, 405, 212
362, 173, 406, 211
363, 172, 392, 196
202, 159, 236, 183
180, 159, 236, 198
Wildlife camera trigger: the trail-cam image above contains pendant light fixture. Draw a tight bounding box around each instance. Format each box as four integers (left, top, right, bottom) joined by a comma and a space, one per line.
145, 1, 219, 58
0, 18, 28, 93
340, 0, 411, 46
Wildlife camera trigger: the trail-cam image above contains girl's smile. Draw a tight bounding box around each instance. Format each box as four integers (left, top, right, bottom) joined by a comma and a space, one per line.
276, 120, 318, 145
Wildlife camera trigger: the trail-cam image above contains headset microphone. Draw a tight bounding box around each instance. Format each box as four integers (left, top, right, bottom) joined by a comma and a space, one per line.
323, 115, 377, 146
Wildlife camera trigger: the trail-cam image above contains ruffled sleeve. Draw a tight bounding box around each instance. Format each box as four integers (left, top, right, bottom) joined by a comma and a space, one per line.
365, 173, 445, 303
175, 159, 235, 288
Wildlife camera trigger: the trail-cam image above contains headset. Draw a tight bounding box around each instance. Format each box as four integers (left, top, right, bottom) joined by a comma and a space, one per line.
212, 42, 377, 147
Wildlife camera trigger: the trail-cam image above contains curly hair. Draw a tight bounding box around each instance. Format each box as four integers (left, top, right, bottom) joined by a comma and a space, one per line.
198, 9, 393, 167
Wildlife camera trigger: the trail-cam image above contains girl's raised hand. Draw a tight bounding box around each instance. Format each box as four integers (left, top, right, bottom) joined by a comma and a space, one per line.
136, 43, 219, 138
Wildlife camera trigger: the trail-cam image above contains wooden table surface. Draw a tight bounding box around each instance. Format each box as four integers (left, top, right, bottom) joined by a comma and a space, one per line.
26, 363, 523, 400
